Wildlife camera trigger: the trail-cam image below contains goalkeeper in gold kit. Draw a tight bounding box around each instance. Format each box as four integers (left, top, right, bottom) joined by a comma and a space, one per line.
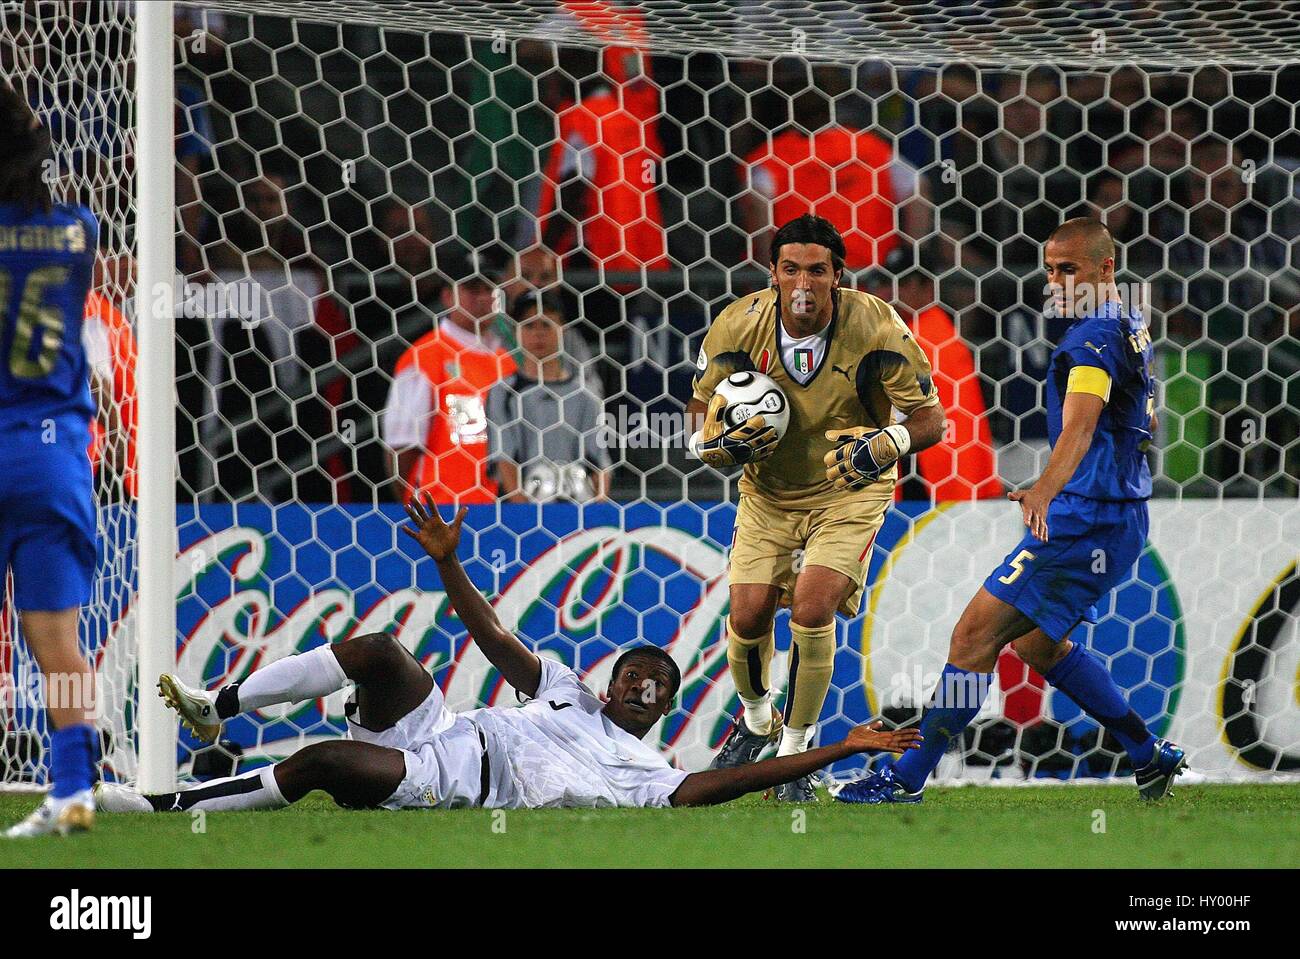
685, 214, 946, 800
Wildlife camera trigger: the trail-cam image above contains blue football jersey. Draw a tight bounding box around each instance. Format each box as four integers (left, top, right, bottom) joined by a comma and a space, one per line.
1046, 300, 1155, 501
0, 201, 98, 435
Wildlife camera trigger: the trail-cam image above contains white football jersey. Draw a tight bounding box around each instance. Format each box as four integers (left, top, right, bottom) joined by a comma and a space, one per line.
468, 658, 689, 809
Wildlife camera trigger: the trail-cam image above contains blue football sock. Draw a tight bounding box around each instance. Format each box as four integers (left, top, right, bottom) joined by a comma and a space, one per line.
49, 723, 98, 799
1044, 643, 1156, 768
892, 664, 993, 792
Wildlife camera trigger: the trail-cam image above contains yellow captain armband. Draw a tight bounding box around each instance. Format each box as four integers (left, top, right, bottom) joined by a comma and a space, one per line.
1067, 365, 1112, 401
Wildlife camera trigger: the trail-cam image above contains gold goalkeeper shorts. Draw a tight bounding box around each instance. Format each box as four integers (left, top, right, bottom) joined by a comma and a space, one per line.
727, 493, 889, 617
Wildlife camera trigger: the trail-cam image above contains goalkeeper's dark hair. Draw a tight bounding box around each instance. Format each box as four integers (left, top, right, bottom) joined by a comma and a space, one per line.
609, 645, 682, 698
0, 84, 53, 213
770, 213, 846, 272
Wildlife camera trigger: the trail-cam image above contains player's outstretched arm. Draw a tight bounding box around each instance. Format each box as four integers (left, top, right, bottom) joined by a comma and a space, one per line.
900, 401, 946, 455
668, 721, 922, 807
400, 495, 542, 697
1009, 390, 1104, 543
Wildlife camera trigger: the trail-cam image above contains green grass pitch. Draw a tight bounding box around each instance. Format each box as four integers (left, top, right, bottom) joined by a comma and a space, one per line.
2, 784, 1297, 868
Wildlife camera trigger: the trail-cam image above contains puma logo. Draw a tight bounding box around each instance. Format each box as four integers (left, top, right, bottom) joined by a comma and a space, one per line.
832, 364, 852, 382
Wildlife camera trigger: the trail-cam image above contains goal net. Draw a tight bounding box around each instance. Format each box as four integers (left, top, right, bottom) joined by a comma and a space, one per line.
3, 0, 1299, 790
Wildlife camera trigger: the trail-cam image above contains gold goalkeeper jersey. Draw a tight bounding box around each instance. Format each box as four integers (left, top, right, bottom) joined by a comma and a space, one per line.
691, 287, 941, 508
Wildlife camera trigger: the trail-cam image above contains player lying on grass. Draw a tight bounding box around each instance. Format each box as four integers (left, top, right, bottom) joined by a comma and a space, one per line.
833, 218, 1186, 806
97, 498, 921, 814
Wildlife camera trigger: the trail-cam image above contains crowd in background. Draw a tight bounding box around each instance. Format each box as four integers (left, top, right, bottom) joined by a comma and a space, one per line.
8, 2, 1299, 505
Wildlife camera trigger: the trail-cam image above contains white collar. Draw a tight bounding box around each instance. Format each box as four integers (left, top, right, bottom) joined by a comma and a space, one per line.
780, 316, 832, 343
439, 315, 499, 352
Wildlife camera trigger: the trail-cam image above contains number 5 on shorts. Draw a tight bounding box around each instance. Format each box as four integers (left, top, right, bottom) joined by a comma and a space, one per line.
998, 549, 1036, 585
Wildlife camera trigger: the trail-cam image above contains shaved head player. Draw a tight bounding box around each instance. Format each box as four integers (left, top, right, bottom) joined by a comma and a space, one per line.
835, 218, 1187, 805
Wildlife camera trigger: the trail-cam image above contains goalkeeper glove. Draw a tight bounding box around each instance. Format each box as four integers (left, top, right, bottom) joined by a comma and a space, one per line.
689, 392, 778, 468
823, 424, 911, 489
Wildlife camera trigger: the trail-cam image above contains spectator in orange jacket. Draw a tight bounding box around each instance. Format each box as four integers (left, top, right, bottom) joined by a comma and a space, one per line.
382, 254, 516, 504
82, 289, 138, 498
866, 253, 1003, 501
738, 87, 932, 270
535, 6, 668, 273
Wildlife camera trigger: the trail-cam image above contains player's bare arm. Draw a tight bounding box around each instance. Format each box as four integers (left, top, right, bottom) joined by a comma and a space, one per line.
401, 496, 543, 697
1008, 390, 1104, 543
894, 402, 945, 456
669, 721, 922, 807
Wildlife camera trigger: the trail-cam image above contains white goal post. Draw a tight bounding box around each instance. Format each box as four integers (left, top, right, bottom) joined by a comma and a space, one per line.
134, 0, 178, 793
2, 1, 1298, 793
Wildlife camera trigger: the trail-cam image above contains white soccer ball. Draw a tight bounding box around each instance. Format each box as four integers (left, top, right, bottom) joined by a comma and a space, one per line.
522, 461, 594, 503
713, 371, 790, 443
559, 462, 594, 503
522, 462, 560, 502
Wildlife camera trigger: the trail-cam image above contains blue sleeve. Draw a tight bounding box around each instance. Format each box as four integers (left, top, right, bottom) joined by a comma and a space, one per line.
78, 206, 100, 250
60, 204, 99, 255
1060, 322, 1123, 380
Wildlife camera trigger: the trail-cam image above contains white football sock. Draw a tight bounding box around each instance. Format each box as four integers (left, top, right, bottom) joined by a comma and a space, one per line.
233, 645, 348, 713
776, 724, 813, 757
157, 766, 288, 813
739, 693, 772, 736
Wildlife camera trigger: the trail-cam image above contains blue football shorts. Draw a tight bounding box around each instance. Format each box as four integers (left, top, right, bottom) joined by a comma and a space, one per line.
984, 492, 1148, 642
0, 423, 96, 612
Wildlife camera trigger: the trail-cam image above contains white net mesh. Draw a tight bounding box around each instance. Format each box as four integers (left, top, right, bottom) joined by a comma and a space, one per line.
3, 0, 1299, 789
203, 1, 1300, 67
1, 1, 139, 785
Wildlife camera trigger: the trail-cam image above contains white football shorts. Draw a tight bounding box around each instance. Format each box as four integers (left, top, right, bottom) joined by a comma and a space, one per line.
345, 681, 489, 810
